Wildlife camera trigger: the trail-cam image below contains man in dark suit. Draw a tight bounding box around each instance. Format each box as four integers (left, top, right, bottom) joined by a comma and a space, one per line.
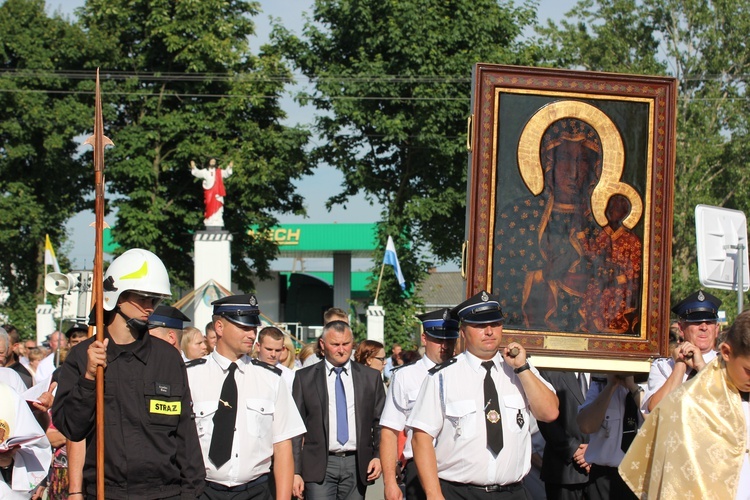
538, 370, 591, 499
292, 320, 386, 499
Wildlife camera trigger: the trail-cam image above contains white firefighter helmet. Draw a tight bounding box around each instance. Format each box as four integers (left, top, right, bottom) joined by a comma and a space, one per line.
102, 249, 171, 311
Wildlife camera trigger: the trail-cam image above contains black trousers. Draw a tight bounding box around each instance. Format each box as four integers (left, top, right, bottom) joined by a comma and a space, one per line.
544, 481, 590, 500
403, 460, 426, 500
587, 465, 636, 500
199, 480, 272, 500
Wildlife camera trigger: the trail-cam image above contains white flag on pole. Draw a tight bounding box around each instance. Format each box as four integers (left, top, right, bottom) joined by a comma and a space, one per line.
384, 236, 406, 290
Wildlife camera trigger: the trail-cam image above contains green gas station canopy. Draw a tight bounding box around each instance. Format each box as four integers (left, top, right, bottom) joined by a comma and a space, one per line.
249, 223, 378, 258
104, 223, 380, 258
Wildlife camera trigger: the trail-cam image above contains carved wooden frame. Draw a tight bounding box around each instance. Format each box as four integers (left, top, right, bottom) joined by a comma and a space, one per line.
464, 64, 677, 370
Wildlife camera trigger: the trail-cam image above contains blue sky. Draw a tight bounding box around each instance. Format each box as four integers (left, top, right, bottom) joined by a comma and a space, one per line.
47, 0, 576, 270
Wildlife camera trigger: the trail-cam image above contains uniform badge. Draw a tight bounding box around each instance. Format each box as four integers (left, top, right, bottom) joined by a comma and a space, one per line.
442, 309, 449, 320
516, 409, 524, 429
486, 409, 501, 424
698, 290, 705, 301
481, 291, 489, 302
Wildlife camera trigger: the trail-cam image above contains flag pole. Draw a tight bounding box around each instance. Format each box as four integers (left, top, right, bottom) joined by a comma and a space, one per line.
83, 68, 113, 499
374, 260, 386, 306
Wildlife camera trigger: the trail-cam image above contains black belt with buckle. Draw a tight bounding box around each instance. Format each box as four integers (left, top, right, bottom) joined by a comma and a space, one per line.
206, 474, 269, 492
445, 480, 522, 493
328, 450, 356, 457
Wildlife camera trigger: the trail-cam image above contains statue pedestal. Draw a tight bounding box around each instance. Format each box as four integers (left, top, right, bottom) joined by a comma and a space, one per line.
36, 304, 56, 344
193, 229, 233, 331
366, 305, 385, 345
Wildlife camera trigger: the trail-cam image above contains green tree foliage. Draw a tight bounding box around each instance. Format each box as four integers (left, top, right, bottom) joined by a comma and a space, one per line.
537, 0, 750, 320
77, 0, 310, 291
0, 0, 90, 331
277, 0, 540, 338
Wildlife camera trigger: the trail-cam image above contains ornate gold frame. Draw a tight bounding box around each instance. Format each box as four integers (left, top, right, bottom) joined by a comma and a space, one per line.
464, 65, 677, 370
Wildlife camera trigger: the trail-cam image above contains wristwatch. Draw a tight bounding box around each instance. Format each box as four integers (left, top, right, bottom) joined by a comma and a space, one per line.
514, 362, 531, 374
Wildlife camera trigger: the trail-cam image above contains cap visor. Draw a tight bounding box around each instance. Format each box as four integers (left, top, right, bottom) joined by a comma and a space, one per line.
461, 310, 504, 324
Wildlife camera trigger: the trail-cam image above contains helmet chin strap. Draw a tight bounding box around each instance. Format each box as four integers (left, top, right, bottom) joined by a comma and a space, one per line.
116, 307, 148, 334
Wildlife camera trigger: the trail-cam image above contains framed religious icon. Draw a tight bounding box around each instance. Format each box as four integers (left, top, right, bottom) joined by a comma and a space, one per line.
463, 64, 677, 372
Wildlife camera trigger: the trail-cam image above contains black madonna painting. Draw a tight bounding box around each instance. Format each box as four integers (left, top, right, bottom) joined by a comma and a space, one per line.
464, 65, 676, 361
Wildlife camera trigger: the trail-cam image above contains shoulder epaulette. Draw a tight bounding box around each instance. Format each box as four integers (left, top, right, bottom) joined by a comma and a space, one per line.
251, 358, 282, 375
428, 357, 457, 375
185, 358, 207, 368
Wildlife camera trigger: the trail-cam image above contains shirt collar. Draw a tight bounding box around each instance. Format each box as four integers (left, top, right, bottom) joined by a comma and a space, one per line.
325, 359, 351, 375
420, 355, 436, 370
210, 350, 249, 374
464, 350, 501, 373
105, 331, 150, 364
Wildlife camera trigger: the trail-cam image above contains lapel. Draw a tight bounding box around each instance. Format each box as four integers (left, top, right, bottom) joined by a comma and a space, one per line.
350, 362, 361, 435
315, 362, 329, 439
564, 372, 585, 405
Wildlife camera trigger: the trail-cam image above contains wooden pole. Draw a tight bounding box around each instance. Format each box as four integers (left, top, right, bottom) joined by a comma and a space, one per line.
374, 260, 386, 306
83, 69, 113, 499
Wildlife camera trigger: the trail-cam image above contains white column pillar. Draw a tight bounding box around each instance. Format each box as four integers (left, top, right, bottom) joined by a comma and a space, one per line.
193, 230, 233, 330
367, 305, 385, 344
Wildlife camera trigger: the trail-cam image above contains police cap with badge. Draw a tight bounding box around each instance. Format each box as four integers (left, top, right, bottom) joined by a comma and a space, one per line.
148, 305, 191, 330
417, 308, 460, 340
212, 294, 261, 326
672, 289, 721, 323
451, 290, 504, 324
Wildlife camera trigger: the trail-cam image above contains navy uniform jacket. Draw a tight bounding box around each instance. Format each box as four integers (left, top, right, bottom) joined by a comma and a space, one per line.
52, 332, 205, 499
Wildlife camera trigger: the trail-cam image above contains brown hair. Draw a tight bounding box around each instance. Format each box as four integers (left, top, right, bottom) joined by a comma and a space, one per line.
724, 310, 750, 357
354, 340, 385, 365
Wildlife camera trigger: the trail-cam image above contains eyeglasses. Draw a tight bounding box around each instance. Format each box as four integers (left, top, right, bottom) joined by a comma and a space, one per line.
373, 356, 386, 362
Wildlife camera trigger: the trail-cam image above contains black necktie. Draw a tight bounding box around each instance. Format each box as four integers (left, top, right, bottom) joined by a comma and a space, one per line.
482, 361, 503, 455
621, 390, 638, 452
209, 362, 238, 468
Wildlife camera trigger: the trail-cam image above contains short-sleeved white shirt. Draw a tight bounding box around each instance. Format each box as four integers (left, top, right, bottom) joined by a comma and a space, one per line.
380, 356, 435, 459
407, 351, 554, 486
642, 350, 718, 413
187, 351, 306, 487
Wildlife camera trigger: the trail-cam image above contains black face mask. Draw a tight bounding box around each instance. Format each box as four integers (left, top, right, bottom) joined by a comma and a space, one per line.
117, 307, 148, 335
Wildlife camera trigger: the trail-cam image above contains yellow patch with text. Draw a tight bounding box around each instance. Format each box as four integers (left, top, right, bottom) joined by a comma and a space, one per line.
149, 400, 181, 415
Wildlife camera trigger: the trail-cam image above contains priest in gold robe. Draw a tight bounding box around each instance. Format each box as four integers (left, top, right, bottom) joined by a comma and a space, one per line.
618, 310, 750, 499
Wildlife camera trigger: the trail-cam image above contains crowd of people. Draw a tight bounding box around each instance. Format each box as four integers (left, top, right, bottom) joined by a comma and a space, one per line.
1, 248, 749, 499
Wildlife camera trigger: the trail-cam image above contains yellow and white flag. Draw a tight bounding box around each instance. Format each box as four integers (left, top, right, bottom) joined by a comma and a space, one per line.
44, 234, 61, 273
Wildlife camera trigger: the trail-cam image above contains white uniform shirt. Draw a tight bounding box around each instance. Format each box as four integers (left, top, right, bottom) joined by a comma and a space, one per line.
187, 351, 306, 487
579, 380, 643, 467
380, 355, 435, 460
277, 363, 295, 393
0, 382, 52, 499
33, 353, 56, 382
642, 350, 718, 413
407, 351, 554, 486
325, 359, 357, 452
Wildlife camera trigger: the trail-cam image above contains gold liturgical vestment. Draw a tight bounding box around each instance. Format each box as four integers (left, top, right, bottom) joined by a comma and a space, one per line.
618, 357, 746, 499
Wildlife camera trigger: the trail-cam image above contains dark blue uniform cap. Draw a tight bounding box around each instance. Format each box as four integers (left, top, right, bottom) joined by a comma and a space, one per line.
671, 289, 721, 323
417, 308, 460, 340
65, 322, 89, 338
212, 294, 261, 327
452, 290, 504, 324
148, 305, 191, 330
